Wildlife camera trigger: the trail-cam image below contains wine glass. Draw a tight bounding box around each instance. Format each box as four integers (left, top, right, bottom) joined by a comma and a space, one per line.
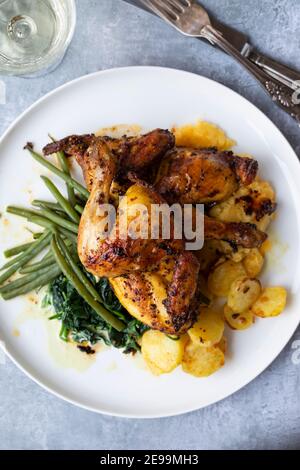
0, 0, 76, 76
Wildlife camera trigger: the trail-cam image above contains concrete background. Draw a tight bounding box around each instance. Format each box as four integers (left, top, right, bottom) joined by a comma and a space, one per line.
0, 0, 300, 450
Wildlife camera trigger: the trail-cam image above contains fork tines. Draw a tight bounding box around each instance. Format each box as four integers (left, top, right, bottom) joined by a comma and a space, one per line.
140, 0, 191, 22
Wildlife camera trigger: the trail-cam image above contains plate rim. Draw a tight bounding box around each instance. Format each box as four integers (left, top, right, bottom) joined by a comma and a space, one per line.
0, 65, 300, 419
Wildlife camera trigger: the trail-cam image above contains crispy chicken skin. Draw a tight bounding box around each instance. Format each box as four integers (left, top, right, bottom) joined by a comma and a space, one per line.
163, 251, 200, 332
43, 129, 175, 187
78, 179, 185, 278
156, 147, 258, 204
110, 252, 200, 335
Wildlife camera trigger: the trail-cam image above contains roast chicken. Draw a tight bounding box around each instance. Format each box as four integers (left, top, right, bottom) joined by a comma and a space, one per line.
43, 129, 268, 334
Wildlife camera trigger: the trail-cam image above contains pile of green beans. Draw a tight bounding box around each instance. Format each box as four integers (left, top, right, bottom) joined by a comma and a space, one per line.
0, 143, 124, 332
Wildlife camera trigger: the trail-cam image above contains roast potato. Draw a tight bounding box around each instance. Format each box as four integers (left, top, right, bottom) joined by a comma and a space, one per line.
208, 260, 247, 297
227, 277, 261, 312
141, 329, 186, 375
188, 307, 224, 348
251, 287, 287, 318
243, 248, 264, 277
224, 304, 255, 330
182, 338, 226, 378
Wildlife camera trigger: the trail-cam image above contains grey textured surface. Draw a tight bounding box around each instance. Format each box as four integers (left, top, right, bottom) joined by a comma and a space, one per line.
0, 0, 300, 451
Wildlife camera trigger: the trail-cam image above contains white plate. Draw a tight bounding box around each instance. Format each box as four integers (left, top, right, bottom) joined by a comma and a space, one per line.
0, 67, 300, 418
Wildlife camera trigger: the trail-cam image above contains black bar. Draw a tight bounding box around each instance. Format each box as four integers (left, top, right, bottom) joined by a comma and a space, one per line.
0, 450, 298, 465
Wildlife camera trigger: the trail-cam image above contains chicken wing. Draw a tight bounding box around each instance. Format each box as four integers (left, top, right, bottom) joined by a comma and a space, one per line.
203, 215, 267, 248
43, 129, 175, 189
156, 147, 258, 204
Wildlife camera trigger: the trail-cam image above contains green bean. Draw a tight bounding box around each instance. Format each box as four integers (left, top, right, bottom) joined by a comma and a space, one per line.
1, 232, 48, 271
0, 264, 57, 294
25, 145, 89, 199
34, 202, 66, 215
51, 236, 124, 332
56, 235, 101, 302
57, 227, 77, 244
41, 176, 80, 223
20, 239, 74, 274
19, 258, 56, 274
1, 252, 30, 271
75, 204, 84, 215
7, 205, 78, 234
7, 207, 77, 244
0, 232, 52, 285
38, 207, 78, 233
4, 241, 34, 258
1, 265, 61, 300
32, 200, 64, 212
28, 215, 78, 243
7, 206, 38, 219
29, 215, 57, 230
49, 135, 77, 208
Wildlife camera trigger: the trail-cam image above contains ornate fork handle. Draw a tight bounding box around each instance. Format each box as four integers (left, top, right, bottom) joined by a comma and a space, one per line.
202, 25, 300, 124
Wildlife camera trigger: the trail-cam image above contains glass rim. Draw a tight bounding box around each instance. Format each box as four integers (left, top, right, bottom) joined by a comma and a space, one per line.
0, 0, 77, 77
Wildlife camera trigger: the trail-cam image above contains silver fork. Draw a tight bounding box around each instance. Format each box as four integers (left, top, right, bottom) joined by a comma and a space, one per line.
140, 0, 300, 124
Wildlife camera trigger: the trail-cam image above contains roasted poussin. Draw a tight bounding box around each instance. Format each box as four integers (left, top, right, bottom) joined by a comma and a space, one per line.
43, 127, 268, 334
155, 147, 258, 204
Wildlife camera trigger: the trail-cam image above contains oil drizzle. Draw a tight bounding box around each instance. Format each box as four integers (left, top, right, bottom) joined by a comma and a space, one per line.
14, 292, 97, 372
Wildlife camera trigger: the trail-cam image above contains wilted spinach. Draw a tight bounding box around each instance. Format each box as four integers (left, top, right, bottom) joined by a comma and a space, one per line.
43, 274, 148, 354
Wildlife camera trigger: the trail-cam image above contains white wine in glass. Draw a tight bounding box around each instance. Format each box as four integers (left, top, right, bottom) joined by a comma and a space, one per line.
0, 0, 76, 76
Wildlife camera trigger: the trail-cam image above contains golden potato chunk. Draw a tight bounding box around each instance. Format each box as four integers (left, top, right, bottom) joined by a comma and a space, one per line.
224, 304, 255, 330
251, 287, 287, 318
188, 307, 224, 347
141, 330, 186, 376
208, 260, 247, 297
243, 248, 264, 277
182, 339, 225, 377
230, 247, 250, 263
228, 277, 261, 312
